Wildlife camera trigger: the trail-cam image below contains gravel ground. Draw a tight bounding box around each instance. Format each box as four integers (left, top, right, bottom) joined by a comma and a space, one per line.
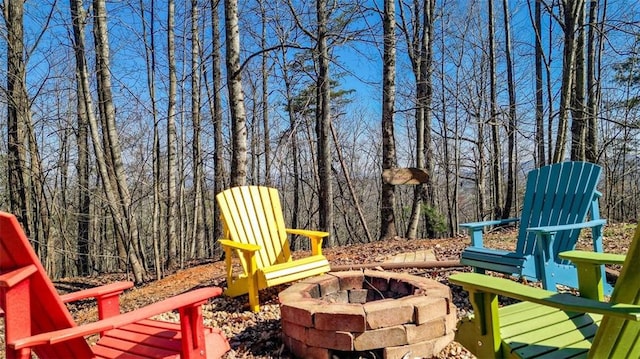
1, 224, 632, 358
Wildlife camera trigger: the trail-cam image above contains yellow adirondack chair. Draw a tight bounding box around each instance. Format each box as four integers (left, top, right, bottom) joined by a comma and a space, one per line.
216, 186, 331, 312
449, 220, 640, 358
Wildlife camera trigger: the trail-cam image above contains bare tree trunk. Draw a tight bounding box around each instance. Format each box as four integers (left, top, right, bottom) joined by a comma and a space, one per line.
401, 0, 435, 238
70, 0, 92, 276
260, 0, 271, 186
316, 0, 333, 243
190, 0, 206, 258
225, 0, 248, 187
571, 2, 587, 160
92, 0, 145, 282
488, 0, 503, 219
6, 0, 32, 237
553, 0, 585, 163
533, 0, 546, 167
139, 0, 162, 279
502, 0, 517, 219
206, 0, 226, 248
585, 0, 603, 163
380, 0, 397, 239
165, 0, 179, 269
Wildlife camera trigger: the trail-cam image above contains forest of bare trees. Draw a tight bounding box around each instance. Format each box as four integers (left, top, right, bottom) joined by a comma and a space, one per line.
2, 0, 640, 281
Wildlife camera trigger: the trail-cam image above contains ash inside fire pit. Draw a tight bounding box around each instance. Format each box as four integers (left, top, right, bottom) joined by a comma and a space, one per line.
278, 270, 456, 359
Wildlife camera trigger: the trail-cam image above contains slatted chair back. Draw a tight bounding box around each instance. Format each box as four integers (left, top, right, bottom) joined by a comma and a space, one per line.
217, 186, 292, 270
0, 212, 94, 358
515, 161, 602, 262
589, 221, 640, 357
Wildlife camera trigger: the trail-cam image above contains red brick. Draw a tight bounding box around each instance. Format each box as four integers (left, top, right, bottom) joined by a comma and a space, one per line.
278, 282, 320, 302
364, 299, 414, 329
399, 295, 449, 325
282, 334, 308, 358
404, 319, 446, 344
445, 303, 458, 333
323, 290, 349, 303
353, 325, 407, 351
305, 345, 331, 359
330, 271, 364, 290
280, 299, 320, 327
383, 339, 436, 359
348, 289, 368, 304
283, 335, 331, 359
282, 320, 308, 342
307, 328, 354, 351
430, 331, 455, 354
314, 303, 366, 332
303, 274, 340, 297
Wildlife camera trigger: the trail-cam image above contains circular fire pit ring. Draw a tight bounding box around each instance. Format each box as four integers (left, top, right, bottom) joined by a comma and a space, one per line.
278, 270, 456, 359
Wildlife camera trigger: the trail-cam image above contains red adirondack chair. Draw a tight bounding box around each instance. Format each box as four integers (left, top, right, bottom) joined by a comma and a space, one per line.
0, 211, 230, 359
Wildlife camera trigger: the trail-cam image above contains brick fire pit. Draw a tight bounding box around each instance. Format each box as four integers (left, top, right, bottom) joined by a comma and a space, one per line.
278, 270, 456, 359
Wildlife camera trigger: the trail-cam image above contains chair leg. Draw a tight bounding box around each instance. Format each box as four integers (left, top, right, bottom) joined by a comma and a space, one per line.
242, 251, 260, 312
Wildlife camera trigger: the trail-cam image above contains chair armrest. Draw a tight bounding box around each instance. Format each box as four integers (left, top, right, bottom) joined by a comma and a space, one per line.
558, 250, 625, 300
0, 265, 37, 288
449, 272, 640, 320
286, 229, 329, 256
459, 218, 520, 230
9, 287, 223, 349
527, 219, 607, 234
218, 239, 261, 252
59, 281, 135, 319
59, 281, 134, 303
459, 218, 520, 247
559, 250, 625, 265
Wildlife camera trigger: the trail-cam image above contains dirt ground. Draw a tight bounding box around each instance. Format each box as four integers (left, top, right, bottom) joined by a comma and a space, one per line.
2, 223, 633, 358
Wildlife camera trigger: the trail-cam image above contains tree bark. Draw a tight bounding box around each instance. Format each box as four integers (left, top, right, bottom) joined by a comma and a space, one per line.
190, 0, 206, 258
502, 0, 517, 219
92, 0, 145, 282
70, 0, 92, 276
225, 0, 248, 187
488, 0, 503, 219
553, 0, 585, 163
139, 0, 163, 279
571, 2, 587, 160
316, 0, 334, 242
380, 0, 397, 239
207, 0, 226, 246
166, 0, 179, 269
6, 0, 32, 237
533, 0, 546, 167
585, 0, 603, 163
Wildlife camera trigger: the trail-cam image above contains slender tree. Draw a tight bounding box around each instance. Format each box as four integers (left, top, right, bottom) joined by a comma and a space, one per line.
570, 2, 587, 160
191, 0, 206, 258
380, 0, 397, 239
92, 0, 146, 282
501, 0, 517, 219
225, 0, 248, 187
316, 0, 334, 241
488, 0, 503, 218
553, 0, 585, 162
70, 0, 91, 276
6, 0, 31, 237
166, 0, 179, 269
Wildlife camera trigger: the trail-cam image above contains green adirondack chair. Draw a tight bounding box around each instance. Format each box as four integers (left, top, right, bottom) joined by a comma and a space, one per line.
449, 222, 640, 358
460, 161, 610, 293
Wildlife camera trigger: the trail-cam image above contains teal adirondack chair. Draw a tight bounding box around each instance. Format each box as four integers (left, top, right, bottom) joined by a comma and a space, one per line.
449, 220, 640, 358
460, 161, 610, 293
